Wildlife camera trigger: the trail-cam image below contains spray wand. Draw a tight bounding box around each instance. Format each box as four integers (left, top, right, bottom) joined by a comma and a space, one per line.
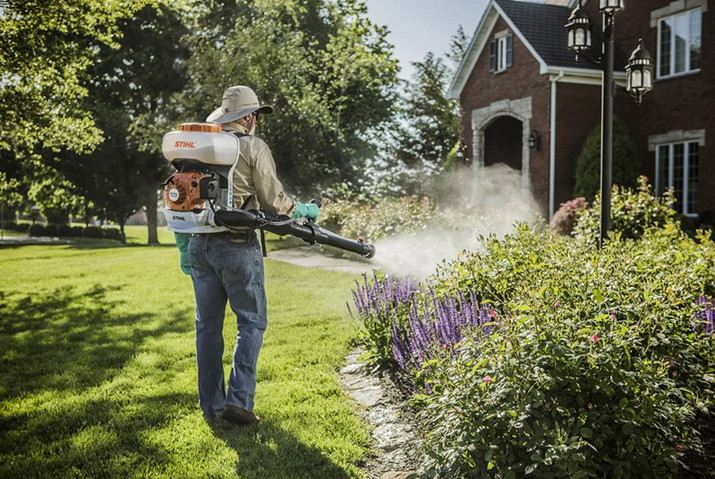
214, 204, 375, 259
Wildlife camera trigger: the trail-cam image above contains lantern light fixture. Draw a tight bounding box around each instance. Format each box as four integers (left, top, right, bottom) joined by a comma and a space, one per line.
599, 0, 624, 15
565, 1, 592, 57
626, 38, 654, 104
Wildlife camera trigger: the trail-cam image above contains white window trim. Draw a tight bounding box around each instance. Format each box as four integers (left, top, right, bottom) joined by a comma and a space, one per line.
648, 129, 705, 151
650, 0, 708, 27
655, 6, 703, 79
496, 36, 509, 72
654, 139, 701, 217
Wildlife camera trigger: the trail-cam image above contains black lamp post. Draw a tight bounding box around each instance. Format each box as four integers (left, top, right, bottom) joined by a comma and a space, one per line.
565, 0, 653, 247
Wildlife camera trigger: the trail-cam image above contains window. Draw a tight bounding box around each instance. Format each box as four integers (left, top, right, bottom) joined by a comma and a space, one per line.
656, 141, 699, 215
489, 33, 512, 73
658, 8, 702, 78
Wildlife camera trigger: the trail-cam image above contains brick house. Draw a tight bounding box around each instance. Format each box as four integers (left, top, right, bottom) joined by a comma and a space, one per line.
448, 0, 713, 222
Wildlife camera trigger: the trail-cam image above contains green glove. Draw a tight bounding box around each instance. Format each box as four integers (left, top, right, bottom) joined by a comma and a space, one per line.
174, 232, 191, 275
292, 201, 320, 221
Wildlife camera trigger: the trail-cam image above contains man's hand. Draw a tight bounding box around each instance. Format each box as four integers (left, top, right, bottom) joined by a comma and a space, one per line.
174, 232, 191, 275
291, 201, 320, 221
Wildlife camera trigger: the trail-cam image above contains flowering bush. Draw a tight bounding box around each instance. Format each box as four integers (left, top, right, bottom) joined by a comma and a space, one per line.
391, 291, 498, 373
573, 175, 677, 244
694, 295, 715, 335
349, 274, 417, 367
550, 197, 588, 235
350, 274, 500, 379
352, 217, 715, 477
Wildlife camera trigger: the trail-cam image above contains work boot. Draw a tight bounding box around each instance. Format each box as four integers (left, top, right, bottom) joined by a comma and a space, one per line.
221, 405, 261, 426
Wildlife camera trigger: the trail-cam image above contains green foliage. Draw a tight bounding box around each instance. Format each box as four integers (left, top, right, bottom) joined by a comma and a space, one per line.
182, 0, 399, 194
0, 0, 155, 154
573, 176, 677, 245
363, 44, 462, 198
321, 195, 435, 242
416, 223, 715, 478
573, 116, 641, 200
392, 53, 460, 170
53, 3, 189, 241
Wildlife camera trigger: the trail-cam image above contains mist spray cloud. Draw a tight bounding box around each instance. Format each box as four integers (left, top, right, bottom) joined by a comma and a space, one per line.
369, 164, 539, 281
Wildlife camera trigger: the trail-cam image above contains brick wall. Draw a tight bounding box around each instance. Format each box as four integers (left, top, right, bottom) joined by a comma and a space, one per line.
553, 82, 602, 207
586, 0, 715, 217
459, 0, 714, 218
459, 16, 553, 213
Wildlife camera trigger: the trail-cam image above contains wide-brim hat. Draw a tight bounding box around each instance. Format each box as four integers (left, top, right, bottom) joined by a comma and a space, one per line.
206, 85, 274, 123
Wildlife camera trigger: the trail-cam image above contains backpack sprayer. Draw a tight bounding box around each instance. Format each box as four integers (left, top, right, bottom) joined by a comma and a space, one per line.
161, 123, 375, 259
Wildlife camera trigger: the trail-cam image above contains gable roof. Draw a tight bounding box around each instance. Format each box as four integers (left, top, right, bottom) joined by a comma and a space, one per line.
447, 0, 627, 98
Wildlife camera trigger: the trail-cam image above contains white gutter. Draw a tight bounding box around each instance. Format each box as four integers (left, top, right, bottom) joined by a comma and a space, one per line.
549, 70, 565, 219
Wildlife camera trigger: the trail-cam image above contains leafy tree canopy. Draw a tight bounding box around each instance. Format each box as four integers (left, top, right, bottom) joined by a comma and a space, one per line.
0, 0, 156, 154
178, 0, 400, 194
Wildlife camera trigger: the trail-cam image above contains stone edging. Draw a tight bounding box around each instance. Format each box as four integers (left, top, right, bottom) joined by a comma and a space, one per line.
339, 350, 420, 479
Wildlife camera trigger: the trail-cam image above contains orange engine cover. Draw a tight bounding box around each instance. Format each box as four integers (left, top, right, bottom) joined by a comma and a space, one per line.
164, 172, 210, 211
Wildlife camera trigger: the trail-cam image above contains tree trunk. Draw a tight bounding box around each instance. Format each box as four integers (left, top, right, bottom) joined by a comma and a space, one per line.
146, 189, 159, 245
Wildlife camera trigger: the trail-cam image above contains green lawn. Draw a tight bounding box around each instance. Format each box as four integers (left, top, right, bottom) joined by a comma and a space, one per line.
0, 230, 371, 478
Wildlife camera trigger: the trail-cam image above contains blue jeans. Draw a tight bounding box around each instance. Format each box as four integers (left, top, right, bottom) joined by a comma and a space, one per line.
188, 233, 266, 418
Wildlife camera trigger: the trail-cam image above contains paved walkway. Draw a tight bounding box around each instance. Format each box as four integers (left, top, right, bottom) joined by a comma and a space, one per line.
268, 244, 375, 275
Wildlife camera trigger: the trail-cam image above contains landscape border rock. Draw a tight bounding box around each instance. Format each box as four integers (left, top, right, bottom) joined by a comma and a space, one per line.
339, 350, 420, 479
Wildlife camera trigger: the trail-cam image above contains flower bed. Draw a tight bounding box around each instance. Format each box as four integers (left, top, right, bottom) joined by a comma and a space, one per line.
350, 198, 715, 477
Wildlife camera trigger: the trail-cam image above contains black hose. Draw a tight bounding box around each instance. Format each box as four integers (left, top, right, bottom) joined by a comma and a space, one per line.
214, 209, 375, 258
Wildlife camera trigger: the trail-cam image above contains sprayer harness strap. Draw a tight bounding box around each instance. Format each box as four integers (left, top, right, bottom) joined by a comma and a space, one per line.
237, 195, 268, 257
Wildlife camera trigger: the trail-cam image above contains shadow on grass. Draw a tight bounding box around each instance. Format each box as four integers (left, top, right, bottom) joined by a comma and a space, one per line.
0, 239, 177, 251
0, 284, 187, 397
0, 284, 198, 476
209, 420, 355, 479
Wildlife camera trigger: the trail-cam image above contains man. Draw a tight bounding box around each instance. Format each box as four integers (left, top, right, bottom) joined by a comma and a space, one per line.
175, 85, 319, 425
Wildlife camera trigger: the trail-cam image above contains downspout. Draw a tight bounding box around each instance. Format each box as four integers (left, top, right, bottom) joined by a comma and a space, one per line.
549, 70, 565, 220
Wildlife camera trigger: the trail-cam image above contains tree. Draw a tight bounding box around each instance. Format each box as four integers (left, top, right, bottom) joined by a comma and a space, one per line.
0, 0, 155, 226
394, 52, 460, 170
573, 116, 640, 200
366, 43, 462, 198
178, 0, 400, 195
0, 0, 154, 153
53, 3, 190, 243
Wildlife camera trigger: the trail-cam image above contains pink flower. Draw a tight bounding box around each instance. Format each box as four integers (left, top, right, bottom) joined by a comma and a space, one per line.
554, 300, 562, 308
443, 343, 450, 350
609, 314, 616, 320
483, 376, 492, 383
625, 205, 632, 211
587, 402, 594, 410
590, 334, 600, 342
489, 309, 497, 317
676, 445, 683, 452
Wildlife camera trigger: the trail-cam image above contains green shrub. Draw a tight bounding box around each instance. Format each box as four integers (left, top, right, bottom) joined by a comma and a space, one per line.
82, 226, 104, 238
15, 223, 29, 233
573, 176, 677, 245
415, 224, 715, 478
56, 224, 72, 237
321, 196, 435, 242
2, 221, 17, 230
102, 227, 122, 241
573, 116, 640, 200
28, 224, 45, 236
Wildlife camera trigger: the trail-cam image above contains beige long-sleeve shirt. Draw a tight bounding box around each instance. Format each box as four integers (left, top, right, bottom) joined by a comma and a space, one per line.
223, 122, 295, 216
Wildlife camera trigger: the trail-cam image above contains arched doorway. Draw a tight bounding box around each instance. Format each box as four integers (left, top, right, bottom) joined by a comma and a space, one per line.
484, 116, 523, 171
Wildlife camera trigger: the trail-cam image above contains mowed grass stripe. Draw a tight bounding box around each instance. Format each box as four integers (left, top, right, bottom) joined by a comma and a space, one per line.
0, 238, 369, 478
